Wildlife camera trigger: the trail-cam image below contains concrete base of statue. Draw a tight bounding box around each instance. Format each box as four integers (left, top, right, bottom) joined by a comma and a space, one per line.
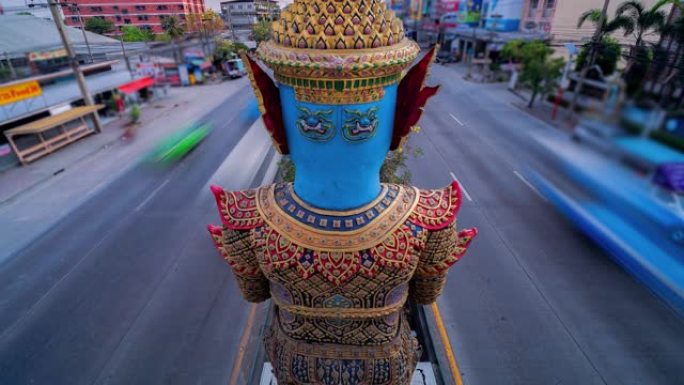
259, 362, 439, 385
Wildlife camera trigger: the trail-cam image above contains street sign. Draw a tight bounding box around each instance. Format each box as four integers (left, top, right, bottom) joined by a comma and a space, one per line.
564, 43, 578, 56
0, 80, 42, 106
28, 48, 67, 62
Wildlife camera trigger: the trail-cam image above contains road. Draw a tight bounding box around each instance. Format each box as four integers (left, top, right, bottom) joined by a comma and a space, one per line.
0, 64, 683, 385
0, 85, 263, 384
416, 64, 684, 385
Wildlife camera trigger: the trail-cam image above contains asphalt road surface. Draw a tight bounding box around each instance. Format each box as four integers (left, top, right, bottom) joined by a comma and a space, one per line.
414, 64, 684, 385
0, 65, 683, 385
0, 84, 260, 385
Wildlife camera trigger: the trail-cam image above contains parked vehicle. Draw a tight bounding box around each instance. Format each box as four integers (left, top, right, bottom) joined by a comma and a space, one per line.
223, 59, 246, 79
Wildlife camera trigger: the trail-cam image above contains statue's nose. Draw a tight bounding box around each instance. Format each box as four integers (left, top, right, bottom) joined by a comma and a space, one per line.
360, 118, 371, 126
307, 117, 318, 125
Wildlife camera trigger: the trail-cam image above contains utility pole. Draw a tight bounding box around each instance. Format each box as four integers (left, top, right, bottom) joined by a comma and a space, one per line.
118, 34, 133, 79
72, 3, 94, 63
589, 0, 611, 66
568, 0, 610, 122
227, 4, 236, 41
47, 0, 102, 133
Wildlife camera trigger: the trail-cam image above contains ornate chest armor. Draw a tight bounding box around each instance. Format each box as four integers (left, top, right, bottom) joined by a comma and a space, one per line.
209, 182, 476, 384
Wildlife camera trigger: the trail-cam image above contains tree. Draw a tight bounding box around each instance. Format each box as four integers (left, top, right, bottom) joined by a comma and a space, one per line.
575, 36, 622, 76
616, 0, 667, 49
186, 11, 224, 36
252, 19, 272, 44
161, 15, 185, 40
577, 8, 633, 36
514, 41, 566, 108
501, 39, 525, 63
84, 17, 114, 35
213, 37, 248, 62
121, 25, 154, 42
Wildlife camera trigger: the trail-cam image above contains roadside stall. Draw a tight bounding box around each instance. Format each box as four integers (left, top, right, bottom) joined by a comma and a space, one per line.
4, 104, 103, 165
117, 76, 156, 103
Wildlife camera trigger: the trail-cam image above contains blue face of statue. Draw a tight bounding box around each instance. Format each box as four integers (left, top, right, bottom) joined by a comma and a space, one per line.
279, 84, 397, 210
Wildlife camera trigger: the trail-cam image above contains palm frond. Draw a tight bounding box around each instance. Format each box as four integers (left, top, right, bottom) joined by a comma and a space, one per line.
606, 15, 635, 35
577, 9, 602, 28
616, 0, 645, 16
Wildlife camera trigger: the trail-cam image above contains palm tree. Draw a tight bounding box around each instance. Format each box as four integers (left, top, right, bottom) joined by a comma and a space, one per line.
577, 9, 633, 37
161, 16, 185, 63
161, 15, 185, 41
615, 0, 668, 48
657, 15, 684, 103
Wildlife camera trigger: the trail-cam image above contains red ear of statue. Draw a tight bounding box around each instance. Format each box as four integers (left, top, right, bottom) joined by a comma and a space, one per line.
243, 54, 289, 154
391, 47, 440, 150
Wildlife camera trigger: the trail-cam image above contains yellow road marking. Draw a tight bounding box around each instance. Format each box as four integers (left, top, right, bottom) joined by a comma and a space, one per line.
229, 303, 258, 385
431, 302, 464, 385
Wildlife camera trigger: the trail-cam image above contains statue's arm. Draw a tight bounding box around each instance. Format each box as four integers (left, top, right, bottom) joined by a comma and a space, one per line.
208, 225, 271, 303
410, 225, 477, 305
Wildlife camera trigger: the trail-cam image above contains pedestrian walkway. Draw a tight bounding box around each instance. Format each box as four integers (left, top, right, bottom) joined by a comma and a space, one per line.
0, 78, 250, 264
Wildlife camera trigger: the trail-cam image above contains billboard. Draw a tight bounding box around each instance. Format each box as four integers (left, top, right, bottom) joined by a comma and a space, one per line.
0, 81, 42, 106
409, 0, 423, 20
458, 0, 482, 26
484, 0, 523, 31
440, 0, 481, 29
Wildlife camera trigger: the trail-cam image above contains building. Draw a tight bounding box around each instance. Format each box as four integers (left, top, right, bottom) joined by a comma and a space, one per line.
62, 0, 206, 34
549, 0, 669, 45
482, 0, 524, 32
520, 0, 557, 35
0, 14, 119, 79
220, 0, 279, 44
0, 0, 54, 19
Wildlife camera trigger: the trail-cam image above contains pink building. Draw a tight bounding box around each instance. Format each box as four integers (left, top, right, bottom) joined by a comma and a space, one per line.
63, 0, 206, 34
520, 0, 557, 35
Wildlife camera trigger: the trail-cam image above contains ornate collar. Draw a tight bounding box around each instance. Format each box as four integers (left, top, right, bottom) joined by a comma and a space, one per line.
256, 183, 419, 251
273, 184, 401, 232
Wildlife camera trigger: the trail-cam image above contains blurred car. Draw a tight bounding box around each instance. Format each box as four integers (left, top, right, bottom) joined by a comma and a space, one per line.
149, 122, 211, 164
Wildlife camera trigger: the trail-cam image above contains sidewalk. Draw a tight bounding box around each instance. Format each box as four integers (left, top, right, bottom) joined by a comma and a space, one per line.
438, 63, 577, 130
0, 78, 250, 263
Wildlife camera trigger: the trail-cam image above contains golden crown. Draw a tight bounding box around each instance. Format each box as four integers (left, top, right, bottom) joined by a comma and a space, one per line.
254, 0, 419, 104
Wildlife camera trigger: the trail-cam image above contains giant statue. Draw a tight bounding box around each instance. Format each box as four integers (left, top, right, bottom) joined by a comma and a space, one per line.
208, 0, 476, 383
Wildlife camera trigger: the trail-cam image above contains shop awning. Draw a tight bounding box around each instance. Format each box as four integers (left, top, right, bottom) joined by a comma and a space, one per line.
118, 76, 155, 94
190, 60, 212, 70
5, 105, 103, 136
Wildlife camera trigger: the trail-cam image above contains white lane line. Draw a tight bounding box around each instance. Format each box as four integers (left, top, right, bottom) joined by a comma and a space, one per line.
135, 179, 170, 212
513, 170, 548, 202
449, 113, 465, 126
450, 172, 473, 202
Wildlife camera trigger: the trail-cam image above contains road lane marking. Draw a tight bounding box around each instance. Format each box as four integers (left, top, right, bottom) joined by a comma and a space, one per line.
134, 178, 170, 212
431, 303, 464, 385
513, 170, 548, 202
449, 113, 465, 126
229, 303, 258, 385
450, 172, 473, 202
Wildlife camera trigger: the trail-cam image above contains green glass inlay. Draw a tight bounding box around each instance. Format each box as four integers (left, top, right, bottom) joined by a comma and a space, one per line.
334, 80, 344, 92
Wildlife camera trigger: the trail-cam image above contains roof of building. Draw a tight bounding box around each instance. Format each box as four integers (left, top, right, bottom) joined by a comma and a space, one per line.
0, 14, 119, 56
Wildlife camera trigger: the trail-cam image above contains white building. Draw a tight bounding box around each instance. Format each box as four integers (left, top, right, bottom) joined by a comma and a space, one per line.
220, 0, 279, 44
